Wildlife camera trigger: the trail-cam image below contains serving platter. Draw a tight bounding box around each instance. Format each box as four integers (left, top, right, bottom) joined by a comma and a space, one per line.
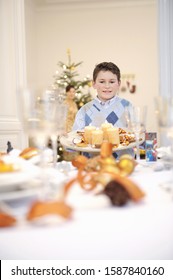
60, 130, 145, 153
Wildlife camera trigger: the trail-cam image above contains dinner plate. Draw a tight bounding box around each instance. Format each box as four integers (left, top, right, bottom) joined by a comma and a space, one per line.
60, 131, 145, 153
0, 185, 42, 201
0, 165, 67, 201
0, 158, 41, 191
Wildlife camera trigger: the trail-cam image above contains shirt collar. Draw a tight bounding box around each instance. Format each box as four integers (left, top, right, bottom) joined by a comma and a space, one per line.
96, 95, 117, 106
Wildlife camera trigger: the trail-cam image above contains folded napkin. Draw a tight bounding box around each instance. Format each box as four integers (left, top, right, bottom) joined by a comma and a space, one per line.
156, 146, 172, 158
9, 149, 21, 157
156, 146, 173, 171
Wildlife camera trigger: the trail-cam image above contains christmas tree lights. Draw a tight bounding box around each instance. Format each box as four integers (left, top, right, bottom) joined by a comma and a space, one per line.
53, 49, 92, 109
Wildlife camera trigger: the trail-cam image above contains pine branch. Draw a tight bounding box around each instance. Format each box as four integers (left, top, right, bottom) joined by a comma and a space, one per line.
53, 52, 92, 108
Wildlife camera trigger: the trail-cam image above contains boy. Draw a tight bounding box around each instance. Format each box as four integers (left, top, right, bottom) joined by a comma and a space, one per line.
72, 62, 134, 158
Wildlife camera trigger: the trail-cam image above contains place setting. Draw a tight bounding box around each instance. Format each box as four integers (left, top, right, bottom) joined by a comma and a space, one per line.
0, 155, 41, 201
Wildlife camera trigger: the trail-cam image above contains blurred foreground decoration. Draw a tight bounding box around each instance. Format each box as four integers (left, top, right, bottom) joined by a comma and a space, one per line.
52, 49, 92, 109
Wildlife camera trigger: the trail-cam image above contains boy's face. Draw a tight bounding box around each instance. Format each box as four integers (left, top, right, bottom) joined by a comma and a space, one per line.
93, 70, 120, 102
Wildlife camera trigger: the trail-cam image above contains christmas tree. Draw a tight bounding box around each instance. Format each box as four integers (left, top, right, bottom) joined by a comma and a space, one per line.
52, 49, 92, 109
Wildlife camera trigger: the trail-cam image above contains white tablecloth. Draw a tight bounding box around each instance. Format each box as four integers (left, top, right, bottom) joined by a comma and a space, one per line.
0, 161, 173, 260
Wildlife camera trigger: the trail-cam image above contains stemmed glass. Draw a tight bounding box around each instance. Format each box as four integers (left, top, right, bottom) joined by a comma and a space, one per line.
49, 90, 67, 168
125, 105, 147, 161
154, 96, 173, 147
154, 96, 173, 192
21, 87, 61, 198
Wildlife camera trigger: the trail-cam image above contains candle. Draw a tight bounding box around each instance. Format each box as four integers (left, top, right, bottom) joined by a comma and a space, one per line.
84, 125, 96, 144
101, 122, 113, 140
92, 129, 103, 147
107, 127, 120, 145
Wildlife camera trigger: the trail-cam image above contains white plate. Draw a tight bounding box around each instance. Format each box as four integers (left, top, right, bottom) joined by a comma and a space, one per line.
0, 186, 42, 201
0, 158, 41, 191
60, 131, 145, 153
0, 160, 68, 201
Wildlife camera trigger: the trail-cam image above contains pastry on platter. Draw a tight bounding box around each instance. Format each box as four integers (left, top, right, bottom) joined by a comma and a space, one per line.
19, 147, 38, 160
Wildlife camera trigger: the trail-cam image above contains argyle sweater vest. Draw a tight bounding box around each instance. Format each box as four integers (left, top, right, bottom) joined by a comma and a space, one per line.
73, 96, 131, 130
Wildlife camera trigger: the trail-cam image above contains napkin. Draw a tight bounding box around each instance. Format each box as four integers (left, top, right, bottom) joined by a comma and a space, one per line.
156, 146, 173, 171
156, 146, 172, 158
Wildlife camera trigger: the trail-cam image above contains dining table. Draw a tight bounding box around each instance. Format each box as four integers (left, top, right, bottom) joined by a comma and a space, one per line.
0, 158, 173, 260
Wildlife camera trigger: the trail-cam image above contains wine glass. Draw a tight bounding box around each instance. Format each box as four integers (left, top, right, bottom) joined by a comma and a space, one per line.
154, 96, 173, 147
154, 96, 173, 193
21, 87, 60, 198
125, 105, 147, 161
49, 91, 67, 168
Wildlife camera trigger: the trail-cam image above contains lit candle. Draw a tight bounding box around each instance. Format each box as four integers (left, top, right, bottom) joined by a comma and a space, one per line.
92, 129, 103, 147
101, 122, 113, 140
107, 127, 120, 145
84, 125, 96, 144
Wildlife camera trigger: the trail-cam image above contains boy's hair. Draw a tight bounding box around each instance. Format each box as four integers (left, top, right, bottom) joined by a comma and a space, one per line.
66, 84, 75, 92
93, 62, 121, 82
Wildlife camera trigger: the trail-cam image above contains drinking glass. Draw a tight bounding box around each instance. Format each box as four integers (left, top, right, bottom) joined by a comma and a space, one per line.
154, 96, 173, 192
125, 105, 147, 161
50, 97, 67, 168
21, 87, 60, 198
154, 96, 173, 147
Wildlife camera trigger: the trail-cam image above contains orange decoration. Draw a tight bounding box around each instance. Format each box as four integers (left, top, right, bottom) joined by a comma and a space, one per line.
100, 142, 113, 158
77, 169, 97, 191
0, 212, 17, 227
63, 142, 145, 204
72, 155, 88, 169
27, 200, 73, 221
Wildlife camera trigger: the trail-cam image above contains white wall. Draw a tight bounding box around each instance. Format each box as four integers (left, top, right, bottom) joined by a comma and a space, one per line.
0, 0, 27, 151
25, 0, 38, 88
25, 0, 158, 133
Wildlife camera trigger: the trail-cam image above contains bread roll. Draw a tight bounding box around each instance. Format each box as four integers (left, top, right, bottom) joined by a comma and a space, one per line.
19, 147, 38, 160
